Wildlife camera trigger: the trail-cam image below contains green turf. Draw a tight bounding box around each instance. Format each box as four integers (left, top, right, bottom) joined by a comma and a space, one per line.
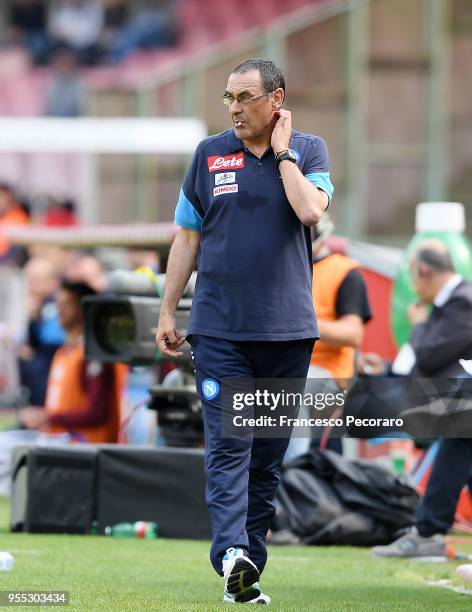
1, 497, 472, 611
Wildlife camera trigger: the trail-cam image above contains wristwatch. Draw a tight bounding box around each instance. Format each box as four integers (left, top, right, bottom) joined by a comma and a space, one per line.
275, 148, 298, 165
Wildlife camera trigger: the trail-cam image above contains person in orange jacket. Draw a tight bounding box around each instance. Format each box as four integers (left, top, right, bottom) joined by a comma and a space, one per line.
0, 183, 29, 265
284, 214, 372, 461
18, 280, 126, 443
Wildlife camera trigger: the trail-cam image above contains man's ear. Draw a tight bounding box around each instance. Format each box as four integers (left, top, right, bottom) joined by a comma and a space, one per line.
272, 88, 285, 109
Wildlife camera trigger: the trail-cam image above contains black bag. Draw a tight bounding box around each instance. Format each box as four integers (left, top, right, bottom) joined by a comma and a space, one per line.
272, 448, 419, 546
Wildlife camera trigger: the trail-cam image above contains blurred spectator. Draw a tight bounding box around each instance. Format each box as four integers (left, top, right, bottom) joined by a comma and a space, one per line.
18, 280, 125, 442
6, 0, 50, 64
127, 247, 160, 273
45, 46, 86, 116
370, 242, 472, 560
40, 197, 80, 225
0, 183, 29, 266
284, 214, 372, 462
106, 0, 177, 64
18, 257, 65, 405
103, 0, 129, 28
28, 245, 70, 278
100, 0, 129, 54
65, 252, 107, 291
48, 0, 103, 65
5, 0, 178, 67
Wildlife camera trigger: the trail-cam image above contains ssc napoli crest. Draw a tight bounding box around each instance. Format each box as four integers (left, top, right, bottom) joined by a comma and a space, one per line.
202, 378, 220, 400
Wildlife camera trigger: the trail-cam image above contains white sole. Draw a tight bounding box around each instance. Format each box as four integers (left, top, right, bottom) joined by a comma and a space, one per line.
224, 590, 271, 604
224, 557, 260, 599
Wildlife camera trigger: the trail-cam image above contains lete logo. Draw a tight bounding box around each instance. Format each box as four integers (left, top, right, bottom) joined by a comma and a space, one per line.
207, 152, 244, 173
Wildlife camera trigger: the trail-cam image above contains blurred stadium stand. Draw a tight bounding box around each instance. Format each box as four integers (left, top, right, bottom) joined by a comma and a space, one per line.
0, 49, 46, 116
0, 0, 471, 239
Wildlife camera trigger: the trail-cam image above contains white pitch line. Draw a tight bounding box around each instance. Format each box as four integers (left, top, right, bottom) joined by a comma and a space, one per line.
8, 549, 41, 556
269, 556, 312, 563
424, 579, 472, 596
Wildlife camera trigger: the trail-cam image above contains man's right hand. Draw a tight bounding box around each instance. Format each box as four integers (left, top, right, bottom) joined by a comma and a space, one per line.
154, 227, 200, 358
155, 312, 186, 358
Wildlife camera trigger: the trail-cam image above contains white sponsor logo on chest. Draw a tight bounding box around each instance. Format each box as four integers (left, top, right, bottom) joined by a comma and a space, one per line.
214, 172, 236, 186
213, 184, 239, 197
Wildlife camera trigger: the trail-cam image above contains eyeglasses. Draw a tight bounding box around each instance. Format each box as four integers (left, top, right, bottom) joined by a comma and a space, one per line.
221, 91, 273, 106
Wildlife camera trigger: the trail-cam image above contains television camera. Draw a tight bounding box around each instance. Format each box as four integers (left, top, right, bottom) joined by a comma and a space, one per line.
83, 270, 203, 446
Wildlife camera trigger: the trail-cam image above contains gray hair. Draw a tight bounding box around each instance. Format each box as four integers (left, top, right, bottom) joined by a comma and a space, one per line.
232, 58, 285, 95
412, 245, 455, 273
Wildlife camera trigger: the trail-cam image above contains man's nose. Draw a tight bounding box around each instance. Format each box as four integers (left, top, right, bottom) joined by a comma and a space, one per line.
229, 98, 243, 113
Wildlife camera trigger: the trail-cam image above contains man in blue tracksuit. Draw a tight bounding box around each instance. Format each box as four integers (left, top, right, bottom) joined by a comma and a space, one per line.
156, 58, 334, 604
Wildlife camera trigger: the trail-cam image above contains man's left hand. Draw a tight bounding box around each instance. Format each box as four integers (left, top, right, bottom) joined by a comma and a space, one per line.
18, 407, 48, 430
271, 109, 292, 153
408, 301, 429, 325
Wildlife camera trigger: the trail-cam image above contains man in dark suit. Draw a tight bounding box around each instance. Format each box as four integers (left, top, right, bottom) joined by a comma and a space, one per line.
372, 241, 472, 560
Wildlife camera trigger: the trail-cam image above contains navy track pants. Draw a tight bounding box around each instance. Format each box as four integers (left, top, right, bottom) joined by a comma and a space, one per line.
189, 334, 314, 575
